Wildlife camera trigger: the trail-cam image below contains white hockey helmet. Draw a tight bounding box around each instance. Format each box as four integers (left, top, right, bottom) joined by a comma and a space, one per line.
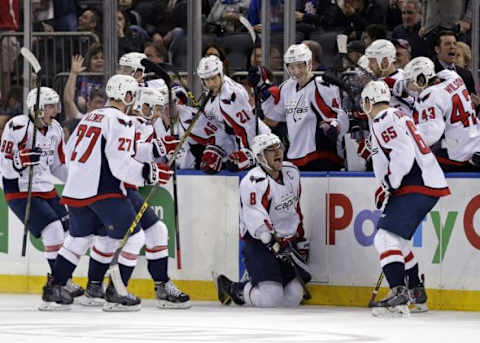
357, 55, 372, 74
365, 39, 396, 71
106, 74, 138, 106
146, 78, 169, 95
361, 80, 391, 114
197, 55, 224, 80
251, 133, 283, 170
137, 87, 168, 119
403, 56, 436, 90
26, 87, 60, 117
119, 52, 147, 80
284, 43, 312, 74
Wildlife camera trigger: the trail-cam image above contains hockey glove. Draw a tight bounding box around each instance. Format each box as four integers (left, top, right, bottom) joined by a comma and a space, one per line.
296, 237, 310, 263
248, 66, 274, 102
357, 135, 372, 161
13, 147, 42, 171
374, 177, 393, 210
228, 148, 256, 171
142, 162, 173, 185
319, 119, 340, 144
260, 231, 281, 255
200, 145, 226, 174
152, 135, 180, 158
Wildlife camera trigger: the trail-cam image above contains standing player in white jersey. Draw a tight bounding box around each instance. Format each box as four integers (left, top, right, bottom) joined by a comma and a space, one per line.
364, 39, 415, 117
403, 57, 480, 172
214, 133, 310, 307
251, 43, 349, 171
41, 75, 173, 311
0, 87, 83, 299
361, 81, 450, 316
196, 55, 268, 174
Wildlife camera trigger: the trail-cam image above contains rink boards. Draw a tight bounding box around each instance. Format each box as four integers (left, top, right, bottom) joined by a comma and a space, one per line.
1, 171, 480, 310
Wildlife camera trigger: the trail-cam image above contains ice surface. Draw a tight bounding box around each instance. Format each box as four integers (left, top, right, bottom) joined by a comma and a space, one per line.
0, 294, 478, 343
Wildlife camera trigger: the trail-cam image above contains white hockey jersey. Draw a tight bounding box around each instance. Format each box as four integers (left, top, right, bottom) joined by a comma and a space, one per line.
413, 70, 480, 162
383, 69, 415, 117
202, 76, 257, 155
239, 162, 304, 240
61, 106, 145, 206
0, 115, 67, 200
370, 107, 450, 197
262, 76, 348, 167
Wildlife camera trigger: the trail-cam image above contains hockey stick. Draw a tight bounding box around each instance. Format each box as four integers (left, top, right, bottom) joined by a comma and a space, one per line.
20, 47, 41, 257
239, 15, 261, 135
367, 272, 384, 307
108, 91, 212, 295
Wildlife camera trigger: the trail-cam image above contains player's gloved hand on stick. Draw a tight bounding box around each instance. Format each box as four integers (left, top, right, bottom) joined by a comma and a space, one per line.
374, 177, 393, 210
319, 119, 339, 143
200, 145, 225, 174
228, 148, 256, 171
357, 135, 372, 161
13, 147, 42, 171
247, 66, 276, 102
143, 162, 173, 185
152, 135, 180, 158
260, 231, 282, 255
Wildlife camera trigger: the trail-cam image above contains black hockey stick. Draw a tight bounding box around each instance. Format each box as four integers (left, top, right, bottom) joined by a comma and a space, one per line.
20, 47, 41, 257
368, 272, 384, 307
108, 91, 212, 295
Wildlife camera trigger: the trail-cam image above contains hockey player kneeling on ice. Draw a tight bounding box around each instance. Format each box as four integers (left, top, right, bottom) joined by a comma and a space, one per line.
214, 133, 310, 307
360, 81, 450, 317
0, 87, 84, 308
40, 75, 173, 312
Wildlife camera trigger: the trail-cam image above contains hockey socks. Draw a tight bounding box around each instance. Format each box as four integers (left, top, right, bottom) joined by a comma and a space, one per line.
47, 258, 56, 272
147, 257, 169, 282
405, 263, 421, 289
52, 255, 76, 286
119, 263, 135, 286
382, 262, 405, 288
88, 258, 109, 282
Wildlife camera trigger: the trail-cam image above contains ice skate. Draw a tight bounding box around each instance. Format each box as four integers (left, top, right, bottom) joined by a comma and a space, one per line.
409, 275, 428, 313
64, 278, 85, 299
103, 282, 141, 312
155, 280, 191, 309
38, 274, 73, 311
79, 280, 105, 307
212, 272, 245, 306
371, 285, 410, 318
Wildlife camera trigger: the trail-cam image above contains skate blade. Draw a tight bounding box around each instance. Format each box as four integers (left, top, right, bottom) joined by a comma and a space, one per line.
371, 305, 410, 318
38, 301, 72, 312
102, 302, 141, 312
410, 303, 428, 313
211, 271, 232, 306
156, 299, 192, 309
77, 295, 105, 307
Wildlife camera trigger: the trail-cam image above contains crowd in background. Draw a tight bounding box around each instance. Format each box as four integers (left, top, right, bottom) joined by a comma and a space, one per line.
0, 0, 477, 172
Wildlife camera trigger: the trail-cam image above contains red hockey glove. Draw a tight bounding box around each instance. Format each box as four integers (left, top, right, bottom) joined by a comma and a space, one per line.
200, 145, 226, 174
228, 148, 255, 171
374, 178, 392, 210
357, 136, 372, 161
152, 135, 180, 158
143, 162, 173, 185
13, 147, 42, 171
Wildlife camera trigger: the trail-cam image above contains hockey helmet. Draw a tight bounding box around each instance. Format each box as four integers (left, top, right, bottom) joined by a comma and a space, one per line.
119, 52, 147, 80
284, 43, 312, 76
137, 87, 168, 119
26, 87, 60, 118
251, 133, 283, 170
106, 74, 138, 106
365, 39, 396, 71
403, 56, 436, 90
361, 80, 391, 114
197, 55, 224, 80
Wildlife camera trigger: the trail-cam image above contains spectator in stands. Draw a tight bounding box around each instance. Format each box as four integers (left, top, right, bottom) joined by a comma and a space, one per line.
302, 40, 325, 71
391, 0, 427, 58
385, 0, 405, 30
51, 0, 77, 31
248, 45, 283, 71
64, 54, 106, 120
75, 43, 104, 113
456, 41, 472, 70
392, 39, 411, 69
432, 31, 478, 102
0, 86, 22, 118
0, 0, 20, 103
203, 44, 230, 77
420, 0, 471, 41
347, 40, 365, 66
144, 40, 167, 64
119, 0, 141, 27
77, 8, 101, 42
206, 0, 250, 34
117, 10, 145, 56
361, 24, 388, 48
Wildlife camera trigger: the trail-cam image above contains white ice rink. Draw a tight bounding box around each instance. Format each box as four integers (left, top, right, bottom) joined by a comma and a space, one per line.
0, 294, 478, 343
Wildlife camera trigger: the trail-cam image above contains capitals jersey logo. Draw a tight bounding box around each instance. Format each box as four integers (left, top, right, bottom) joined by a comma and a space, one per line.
285, 94, 309, 122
